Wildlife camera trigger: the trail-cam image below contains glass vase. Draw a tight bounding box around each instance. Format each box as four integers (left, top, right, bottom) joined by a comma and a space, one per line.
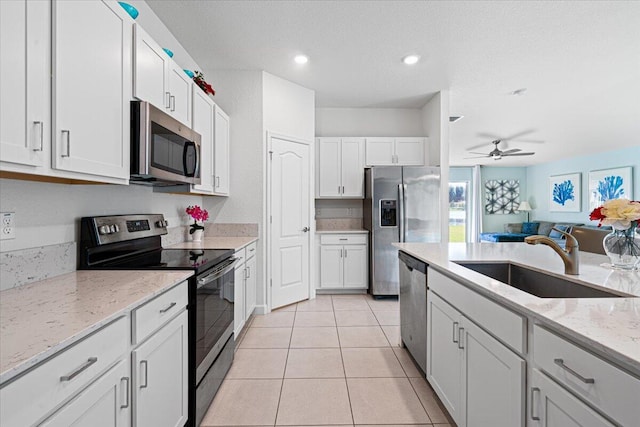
603, 227, 640, 270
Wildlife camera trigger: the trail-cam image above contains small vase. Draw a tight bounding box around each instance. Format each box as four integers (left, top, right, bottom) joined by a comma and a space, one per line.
191, 229, 204, 242
603, 227, 640, 270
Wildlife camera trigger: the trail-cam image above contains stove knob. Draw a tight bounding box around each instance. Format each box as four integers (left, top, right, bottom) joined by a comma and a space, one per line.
98, 225, 108, 235
164, 220, 169, 227
109, 225, 116, 233
113, 224, 120, 232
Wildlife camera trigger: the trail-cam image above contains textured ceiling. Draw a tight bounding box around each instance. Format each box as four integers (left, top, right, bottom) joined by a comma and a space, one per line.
146, 0, 640, 166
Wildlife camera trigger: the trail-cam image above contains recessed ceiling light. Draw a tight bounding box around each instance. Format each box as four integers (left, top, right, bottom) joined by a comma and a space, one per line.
449, 116, 464, 123
402, 55, 420, 65
294, 54, 309, 64
511, 88, 527, 96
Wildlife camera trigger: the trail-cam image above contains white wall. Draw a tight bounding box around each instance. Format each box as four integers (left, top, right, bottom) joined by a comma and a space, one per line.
264, 73, 315, 142
421, 94, 442, 167
316, 107, 424, 137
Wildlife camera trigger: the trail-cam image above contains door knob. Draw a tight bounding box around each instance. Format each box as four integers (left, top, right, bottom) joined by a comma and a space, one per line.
302, 227, 310, 232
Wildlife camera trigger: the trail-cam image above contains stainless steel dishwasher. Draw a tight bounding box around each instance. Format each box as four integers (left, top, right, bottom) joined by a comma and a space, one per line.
398, 251, 428, 373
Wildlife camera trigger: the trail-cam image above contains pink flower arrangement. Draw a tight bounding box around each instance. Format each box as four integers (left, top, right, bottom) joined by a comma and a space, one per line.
186, 205, 209, 234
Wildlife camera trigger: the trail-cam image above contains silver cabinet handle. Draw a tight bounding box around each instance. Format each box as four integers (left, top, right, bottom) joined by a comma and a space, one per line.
244, 267, 249, 279
554, 358, 595, 384
159, 302, 176, 314
344, 249, 348, 258
170, 95, 175, 112
457, 327, 464, 349
61, 130, 71, 157
339, 238, 348, 241
342, 186, 345, 193
452, 321, 459, 343
140, 360, 148, 388
165, 91, 171, 109
530, 387, 540, 421
216, 176, 220, 188
249, 248, 255, 252
338, 185, 341, 194
247, 266, 251, 278
33, 121, 44, 151
60, 357, 97, 381
121, 377, 130, 408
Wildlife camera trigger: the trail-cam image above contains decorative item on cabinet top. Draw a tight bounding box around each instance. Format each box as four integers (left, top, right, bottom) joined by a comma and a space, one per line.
117, 2, 138, 20
193, 71, 215, 95
162, 47, 174, 58
184, 69, 195, 78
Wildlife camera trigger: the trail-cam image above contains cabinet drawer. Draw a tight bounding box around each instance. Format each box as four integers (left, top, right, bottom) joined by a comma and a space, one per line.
320, 234, 368, 245
245, 241, 257, 259
234, 247, 246, 265
0, 317, 128, 427
533, 325, 640, 427
429, 269, 525, 354
132, 282, 188, 344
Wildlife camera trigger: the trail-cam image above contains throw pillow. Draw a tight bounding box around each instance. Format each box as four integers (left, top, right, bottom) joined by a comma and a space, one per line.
522, 222, 540, 235
504, 223, 523, 233
537, 221, 555, 237
549, 224, 571, 239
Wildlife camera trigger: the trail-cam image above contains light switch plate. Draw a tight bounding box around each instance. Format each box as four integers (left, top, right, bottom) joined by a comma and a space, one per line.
1, 212, 15, 240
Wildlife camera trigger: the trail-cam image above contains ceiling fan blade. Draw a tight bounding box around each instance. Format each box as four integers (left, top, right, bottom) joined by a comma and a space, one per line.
477, 129, 536, 142
466, 142, 492, 151
502, 152, 535, 156
501, 148, 522, 155
468, 151, 490, 156
509, 139, 545, 144
464, 155, 491, 159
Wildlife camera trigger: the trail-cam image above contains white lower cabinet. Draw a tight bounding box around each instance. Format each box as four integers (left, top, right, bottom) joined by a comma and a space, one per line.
245, 253, 257, 319
40, 359, 131, 427
132, 309, 188, 427
530, 369, 614, 427
318, 234, 368, 290
427, 290, 525, 427
233, 242, 258, 337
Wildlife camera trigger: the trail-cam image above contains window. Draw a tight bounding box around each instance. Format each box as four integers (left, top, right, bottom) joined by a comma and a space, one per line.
449, 182, 469, 242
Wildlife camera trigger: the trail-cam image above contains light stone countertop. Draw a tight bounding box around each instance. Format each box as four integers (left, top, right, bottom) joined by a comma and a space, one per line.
0, 270, 193, 384
168, 236, 258, 251
316, 229, 369, 234
393, 242, 640, 374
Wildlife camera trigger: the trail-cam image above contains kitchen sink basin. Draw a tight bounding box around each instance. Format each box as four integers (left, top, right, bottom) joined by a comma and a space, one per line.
454, 262, 627, 298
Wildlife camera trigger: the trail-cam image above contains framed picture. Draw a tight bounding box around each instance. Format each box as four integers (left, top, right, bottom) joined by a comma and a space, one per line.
549, 173, 581, 212
485, 179, 520, 214
588, 166, 634, 210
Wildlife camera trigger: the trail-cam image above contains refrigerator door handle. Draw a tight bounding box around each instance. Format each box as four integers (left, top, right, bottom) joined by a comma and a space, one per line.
398, 184, 405, 242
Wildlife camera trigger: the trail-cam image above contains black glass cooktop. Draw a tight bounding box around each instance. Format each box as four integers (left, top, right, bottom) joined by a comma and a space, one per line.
101, 248, 233, 274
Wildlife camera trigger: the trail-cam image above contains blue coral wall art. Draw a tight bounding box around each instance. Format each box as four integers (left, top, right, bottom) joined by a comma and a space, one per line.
589, 167, 634, 210
549, 173, 581, 212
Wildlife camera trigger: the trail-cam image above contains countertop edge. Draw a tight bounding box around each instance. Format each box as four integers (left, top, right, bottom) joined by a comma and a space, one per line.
168, 236, 258, 251
316, 229, 369, 234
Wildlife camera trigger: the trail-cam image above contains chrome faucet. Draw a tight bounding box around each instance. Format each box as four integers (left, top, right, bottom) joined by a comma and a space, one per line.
524, 227, 580, 275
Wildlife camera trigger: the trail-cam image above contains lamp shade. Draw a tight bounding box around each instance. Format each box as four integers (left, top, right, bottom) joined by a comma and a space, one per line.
518, 201, 532, 211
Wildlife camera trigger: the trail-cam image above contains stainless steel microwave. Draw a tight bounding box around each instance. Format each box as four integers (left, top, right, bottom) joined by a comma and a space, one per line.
130, 101, 201, 185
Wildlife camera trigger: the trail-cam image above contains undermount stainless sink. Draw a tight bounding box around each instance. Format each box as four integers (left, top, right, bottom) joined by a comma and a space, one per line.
454, 262, 628, 298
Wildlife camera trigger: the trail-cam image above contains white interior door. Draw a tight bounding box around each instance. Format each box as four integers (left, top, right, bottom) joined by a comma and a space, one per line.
270, 135, 311, 309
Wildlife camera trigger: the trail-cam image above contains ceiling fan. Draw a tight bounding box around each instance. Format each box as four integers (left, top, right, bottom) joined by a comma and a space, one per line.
465, 140, 535, 160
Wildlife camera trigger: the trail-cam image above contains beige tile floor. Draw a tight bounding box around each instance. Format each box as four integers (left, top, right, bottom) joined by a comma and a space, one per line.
201, 294, 454, 427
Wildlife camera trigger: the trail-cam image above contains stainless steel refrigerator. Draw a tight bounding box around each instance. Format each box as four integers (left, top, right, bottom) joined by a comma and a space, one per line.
363, 167, 441, 296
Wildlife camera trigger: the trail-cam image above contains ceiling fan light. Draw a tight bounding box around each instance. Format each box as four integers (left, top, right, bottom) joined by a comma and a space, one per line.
402, 55, 420, 65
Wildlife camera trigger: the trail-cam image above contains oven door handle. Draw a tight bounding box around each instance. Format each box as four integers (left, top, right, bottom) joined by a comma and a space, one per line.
197, 258, 239, 288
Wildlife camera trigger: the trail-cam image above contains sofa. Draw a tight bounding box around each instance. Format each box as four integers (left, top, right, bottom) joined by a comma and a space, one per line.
480, 221, 583, 247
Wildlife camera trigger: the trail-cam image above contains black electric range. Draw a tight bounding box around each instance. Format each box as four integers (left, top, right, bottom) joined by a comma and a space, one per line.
79, 214, 237, 427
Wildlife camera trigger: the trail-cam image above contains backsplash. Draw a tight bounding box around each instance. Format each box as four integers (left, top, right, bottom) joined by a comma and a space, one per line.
204, 223, 258, 237
316, 218, 363, 230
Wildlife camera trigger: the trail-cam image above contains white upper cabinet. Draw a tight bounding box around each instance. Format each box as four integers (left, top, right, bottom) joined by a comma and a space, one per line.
52, 0, 132, 181
133, 24, 192, 126
365, 137, 427, 166
133, 24, 169, 111
316, 137, 365, 198
191, 88, 215, 194
0, 0, 48, 168
213, 105, 230, 196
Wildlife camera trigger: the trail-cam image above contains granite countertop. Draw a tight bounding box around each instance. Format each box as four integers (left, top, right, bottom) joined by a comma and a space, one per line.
316, 229, 369, 234
168, 236, 258, 251
0, 270, 193, 384
393, 242, 640, 374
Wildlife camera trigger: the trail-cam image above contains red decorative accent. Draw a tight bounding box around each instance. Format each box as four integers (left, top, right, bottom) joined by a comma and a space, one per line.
193, 71, 215, 96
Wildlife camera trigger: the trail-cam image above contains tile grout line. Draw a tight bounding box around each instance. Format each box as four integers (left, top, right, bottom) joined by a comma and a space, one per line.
272, 304, 297, 426
333, 297, 357, 427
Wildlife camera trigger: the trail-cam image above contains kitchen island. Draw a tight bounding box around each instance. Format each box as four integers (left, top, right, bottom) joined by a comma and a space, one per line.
394, 242, 639, 427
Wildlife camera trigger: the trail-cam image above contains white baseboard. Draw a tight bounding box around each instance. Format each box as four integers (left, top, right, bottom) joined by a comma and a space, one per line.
253, 304, 268, 315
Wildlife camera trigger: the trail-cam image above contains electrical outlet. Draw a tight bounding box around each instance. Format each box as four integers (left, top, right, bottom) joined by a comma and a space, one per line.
1, 212, 15, 240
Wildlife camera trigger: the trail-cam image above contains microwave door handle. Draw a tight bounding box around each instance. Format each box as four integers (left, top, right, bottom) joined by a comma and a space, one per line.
183, 141, 197, 177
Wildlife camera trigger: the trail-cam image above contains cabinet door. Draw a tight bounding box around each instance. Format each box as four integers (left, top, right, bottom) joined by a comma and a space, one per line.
40, 360, 130, 427
234, 261, 246, 336
0, 0, 48, 167
192, 88, 215, 194
133, 310, 188, 427
245, 255, 257, 320
530, 369, 615, 427
462, 317, 525, 427
395, 138, 425, 166
168, 60, 192, 126
213, 105, 230, 195
426, 290, 463, 425
319, 245, 343, 288
365, 137, 395, 165
52, 0, 131, 181
133, 24, 169, 111
343, 245, 367, 288
341, 138, 365, 197
316, 137, 341, 198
